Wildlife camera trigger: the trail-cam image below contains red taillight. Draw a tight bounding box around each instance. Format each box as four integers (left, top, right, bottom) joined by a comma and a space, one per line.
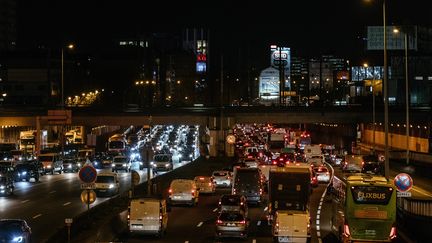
168, 188, 172, 194
208, 182, 212, 186
191, 189, 195, 196
159, 215, 162, 220
239, 220, 246, 225
272, 161, 277, 165
260, 188, 263, 195
344, 224, 351, 237
326, 172, 330, 175
362, 161, 365, 165
217, 219, 223, 224
199, 177, 205, 180
389, 226, 397, 239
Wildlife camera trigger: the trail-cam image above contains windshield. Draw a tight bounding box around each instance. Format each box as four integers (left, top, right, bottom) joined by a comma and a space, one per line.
20, 138, 35, 145
113, 157, 127, 163
220, 196, 241, 205
109, 141, 124, 149
96, 176, 115, 183
219, 212, 244, 221
213, 171, 228, 177
38, 156, 53, 162
154, 155, 170, 162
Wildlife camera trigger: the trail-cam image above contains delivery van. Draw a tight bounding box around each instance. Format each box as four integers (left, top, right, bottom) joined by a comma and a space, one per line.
127, 198, 169, 237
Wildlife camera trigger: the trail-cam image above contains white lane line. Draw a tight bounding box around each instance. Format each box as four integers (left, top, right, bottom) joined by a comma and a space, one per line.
317, 231, 321, 237
197, 222, 203, 227
185, 241, 189, 243
63, 202, 71, 206
213, 208, 218, 212
252, 239, 257, 243
316, 220, 320, 225
318, 205, 322, 210
318, 239, 323, 243
316, 214, 320, 220
257, 220, 261, 226
21, 200, 30, 203
33, 214, 42, 219
49, 190, 56, 194
316, 225, 320, 231
264, 206, 268, 211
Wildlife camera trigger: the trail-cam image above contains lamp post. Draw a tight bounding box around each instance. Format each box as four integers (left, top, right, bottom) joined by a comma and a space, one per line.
61, 44, 74, 108
366, 0, 390, 178
364, 63, 376, 154
393, 27, 410, 165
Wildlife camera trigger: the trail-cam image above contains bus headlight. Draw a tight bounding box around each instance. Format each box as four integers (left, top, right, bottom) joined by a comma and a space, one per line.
109, 184, 115, 189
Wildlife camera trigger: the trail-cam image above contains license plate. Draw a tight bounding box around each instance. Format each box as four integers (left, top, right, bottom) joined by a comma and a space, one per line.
173, 196, 181, 199
365, 229, 376, 235
227, 223, 235, 226
278, 236, 289, 242
132, 224, 143, 228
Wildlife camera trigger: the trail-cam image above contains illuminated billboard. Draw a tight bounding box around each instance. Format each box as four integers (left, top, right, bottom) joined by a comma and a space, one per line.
259, 67, 280, 101
196, 40, 207, 73
270, 45, 291, 89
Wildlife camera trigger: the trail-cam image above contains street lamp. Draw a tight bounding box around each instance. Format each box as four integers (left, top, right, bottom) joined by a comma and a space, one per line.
366, 0, 389, 179
393, 27, 410, 165
364, 63, 376, 154
61, 44, 74, 108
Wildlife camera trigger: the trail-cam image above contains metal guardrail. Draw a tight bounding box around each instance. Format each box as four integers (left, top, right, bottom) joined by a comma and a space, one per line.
397, 197, 432, 217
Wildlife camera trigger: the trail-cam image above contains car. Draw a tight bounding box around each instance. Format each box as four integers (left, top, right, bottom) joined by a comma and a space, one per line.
194, 176, 215, 194
313, 166, 330, 183
0, 173, 14, 196
111, 155, 131, 172
0, 219, 32, 243
361, 154, 384, 175
127, 197, 169, 236
211, 170, 232, 188
218, 194, 248, 217
63, 158, 81, 173
94, 172, 120, 196
14, 161, 42, 182
215, 211, 249, 239
168, 179, 199, 206
242, 157, 259, 168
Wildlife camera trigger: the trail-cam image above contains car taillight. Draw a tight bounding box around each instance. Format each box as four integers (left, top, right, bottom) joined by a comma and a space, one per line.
239, 220, 246, 224
208, 182, 212, 186
362, 161, 365, 166
259, 188, 263, 195
326, 172, 329, 175
159, 215, 163, 220
389, 226, 397, 239
168, 188, 172, 194
217, 220, 223, 224
272, 161, 277, 165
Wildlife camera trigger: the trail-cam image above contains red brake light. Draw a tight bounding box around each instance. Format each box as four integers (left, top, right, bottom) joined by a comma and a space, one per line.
344, 224, 351, 236
199, 177, 205, 180
217, 220, 223, 224
389, 226, 397, 239
240, 220, 246, 224
168, 188, 172, 194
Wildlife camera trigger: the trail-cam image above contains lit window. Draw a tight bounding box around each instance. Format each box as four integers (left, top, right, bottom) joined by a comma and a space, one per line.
119, 41, 127, 46
415, 76, 423, 80
428, 77, 432, 80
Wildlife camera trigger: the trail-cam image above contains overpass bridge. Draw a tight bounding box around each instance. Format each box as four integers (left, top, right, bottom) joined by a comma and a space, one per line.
1, 105, 430, 128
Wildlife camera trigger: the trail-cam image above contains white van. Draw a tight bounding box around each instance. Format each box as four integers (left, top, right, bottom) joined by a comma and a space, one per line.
94, 172, 119, 196
38, 153, 63, 175
272, 210, 311, 243
168, 179, 199, 206
128, 198, 169, 236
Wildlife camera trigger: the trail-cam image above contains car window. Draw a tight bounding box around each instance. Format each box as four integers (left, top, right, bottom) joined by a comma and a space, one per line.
219, 212, 244, 221
213, 172, 227, 177
221, 196, 240, 205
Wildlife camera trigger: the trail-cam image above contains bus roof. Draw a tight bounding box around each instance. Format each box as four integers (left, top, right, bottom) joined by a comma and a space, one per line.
337, 173, 390, 185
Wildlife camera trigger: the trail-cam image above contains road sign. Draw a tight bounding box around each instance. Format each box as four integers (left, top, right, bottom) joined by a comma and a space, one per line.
65, 218, 73, 225
132, 170, 140, 186
394, 173, 413, 192
80, 190, 96, 205
226, 134, 236, 144
397, 191, 412, 197
80, 183, 96, 189
79, 165, 97, 184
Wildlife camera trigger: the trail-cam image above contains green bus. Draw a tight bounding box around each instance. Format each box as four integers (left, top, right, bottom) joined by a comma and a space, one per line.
329, 174, 397, 242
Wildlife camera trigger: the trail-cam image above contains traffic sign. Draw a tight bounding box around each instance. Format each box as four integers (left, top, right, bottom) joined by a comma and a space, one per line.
65, 218, 73, 225
131, 170, 140, 186
226, 134, 236, 144
80, 190, 96, 205
397, 191, 412, 197
79, 165, 97, 184
394, 173, 413, 192
80, 183, 96, 189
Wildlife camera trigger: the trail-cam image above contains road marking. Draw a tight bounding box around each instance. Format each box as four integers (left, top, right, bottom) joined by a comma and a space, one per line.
197, 222, 203, 227
49, 190, 56, 194
317, 231, 321, 237
318, 205, 321, 210
185, 241, 189, 243
33, 214, 42, 219
264, 206, 268, 211
252, 240, 257, 243
213, 208, 218, 212
316, 214, 320, 220
63, 202, 71, 206
316, 220, 320, 225
21, 200, 30, 203
257, 220, 261, 226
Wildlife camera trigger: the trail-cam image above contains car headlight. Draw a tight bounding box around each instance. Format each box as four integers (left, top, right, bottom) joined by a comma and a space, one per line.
77, 163, 81, 167
47, 165, 52, 168
12, 236, 23, 242
111, 164, 115, 167
94, 162, 98, 166
68, 164, 72, 168
122, 163, 127, 167
165, 163, 171, 167
139, 162, 143, 165
150, 162, 155, 165
109, 184, 115, 189
22, 171, 27, 175
0, 185, 5, 189
189, 154, 193, 158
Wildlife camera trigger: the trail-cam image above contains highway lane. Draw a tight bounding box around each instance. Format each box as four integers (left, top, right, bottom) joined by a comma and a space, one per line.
0, 166, 148, 242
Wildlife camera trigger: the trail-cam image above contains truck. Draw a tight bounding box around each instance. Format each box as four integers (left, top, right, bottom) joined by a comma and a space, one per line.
19, 130, 48, 155
269, 165, 312, 243
107, 133, 127, 154
268, 132, 286, 154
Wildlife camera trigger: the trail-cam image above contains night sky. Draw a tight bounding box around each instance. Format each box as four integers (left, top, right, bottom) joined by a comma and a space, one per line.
17, 0, 432, 68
